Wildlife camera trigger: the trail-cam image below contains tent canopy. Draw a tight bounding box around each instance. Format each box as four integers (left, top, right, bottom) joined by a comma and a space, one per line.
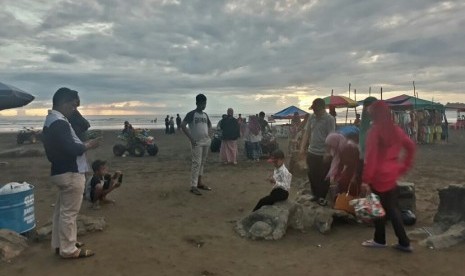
385, 94, 444, 111
272, 105, 308, 119
445, 103, 465, 112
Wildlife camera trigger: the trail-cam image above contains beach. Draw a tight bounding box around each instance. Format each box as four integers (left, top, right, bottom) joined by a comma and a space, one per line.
1, 128, 465, 276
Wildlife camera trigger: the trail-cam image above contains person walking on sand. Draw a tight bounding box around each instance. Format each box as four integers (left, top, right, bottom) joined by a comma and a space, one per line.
165, 115, 170, 134
299, 98, 335, 206
42, 87, 100, 259
219, 108, 240, 165
253, 149, 292, 211
176, 114, 182, 131
169, 116, 175, 134
361, 100, 415, 252
181, 94, 213, 196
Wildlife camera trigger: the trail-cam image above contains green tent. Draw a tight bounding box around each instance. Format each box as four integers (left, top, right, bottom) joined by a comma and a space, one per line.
386, 94, 444, 111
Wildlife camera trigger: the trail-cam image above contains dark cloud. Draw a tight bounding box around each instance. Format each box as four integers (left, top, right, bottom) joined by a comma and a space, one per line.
1, 0, 465, 115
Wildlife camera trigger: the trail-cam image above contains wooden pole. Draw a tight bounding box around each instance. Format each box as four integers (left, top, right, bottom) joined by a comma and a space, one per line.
369, 86, 371, 96
381, 87, 383, 100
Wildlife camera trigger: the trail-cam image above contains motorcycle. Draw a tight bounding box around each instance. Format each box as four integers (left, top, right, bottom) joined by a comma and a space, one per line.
17, 127, 41, 145
113, 129, 158, 157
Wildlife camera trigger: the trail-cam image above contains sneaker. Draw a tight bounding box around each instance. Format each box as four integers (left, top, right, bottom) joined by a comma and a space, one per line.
392, 244, 413, 253
190, 187, 202, 196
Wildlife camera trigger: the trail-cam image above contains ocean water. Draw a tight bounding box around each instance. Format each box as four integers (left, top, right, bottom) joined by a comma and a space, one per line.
0, 110, 459, 133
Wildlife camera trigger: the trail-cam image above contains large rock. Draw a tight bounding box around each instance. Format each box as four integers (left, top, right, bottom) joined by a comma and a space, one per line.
0, 229, 28, 262
409, 184, 465, 249
235, 201, 298, 240
35, 214, 106, 241
235, 195, 356, 240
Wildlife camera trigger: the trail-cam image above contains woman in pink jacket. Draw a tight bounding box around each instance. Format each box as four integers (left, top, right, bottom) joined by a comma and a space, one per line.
361, 100, 416, 252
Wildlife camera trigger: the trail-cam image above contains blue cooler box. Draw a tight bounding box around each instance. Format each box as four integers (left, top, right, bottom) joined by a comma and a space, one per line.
0, 184, 36, 233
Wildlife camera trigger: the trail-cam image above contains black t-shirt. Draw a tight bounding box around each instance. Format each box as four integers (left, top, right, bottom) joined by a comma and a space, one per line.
89, 174, 111, 202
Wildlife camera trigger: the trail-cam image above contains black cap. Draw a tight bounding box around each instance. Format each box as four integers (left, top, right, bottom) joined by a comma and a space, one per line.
310, 98, 325, 109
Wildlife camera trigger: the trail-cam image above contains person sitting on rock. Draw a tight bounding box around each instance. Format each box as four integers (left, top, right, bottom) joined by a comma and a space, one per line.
253, 149, 292, 211
86, 160, 122, 210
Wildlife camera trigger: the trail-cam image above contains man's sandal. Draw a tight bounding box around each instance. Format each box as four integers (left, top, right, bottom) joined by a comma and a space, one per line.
55, 242, 85, 255
62, 248, 95, 259
197, 184, 212, 191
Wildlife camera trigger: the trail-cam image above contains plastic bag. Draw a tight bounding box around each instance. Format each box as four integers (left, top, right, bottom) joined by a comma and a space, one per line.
349, 193, 385, 221
0, 182, 32, 195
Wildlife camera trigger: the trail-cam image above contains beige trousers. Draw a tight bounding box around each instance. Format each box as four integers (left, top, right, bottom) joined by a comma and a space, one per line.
191, 144, 209, 187
50, 172, 85, 256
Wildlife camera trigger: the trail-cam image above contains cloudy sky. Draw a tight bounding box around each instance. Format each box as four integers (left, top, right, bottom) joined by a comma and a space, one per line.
1, 0, 464, 117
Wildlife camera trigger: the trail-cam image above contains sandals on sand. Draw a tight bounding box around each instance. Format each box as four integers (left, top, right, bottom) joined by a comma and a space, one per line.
197, 184, 212, 191
361, 240, 387, 248
61, 249, 94, 259
392, 244, 413, 253
55, 242, 85, 255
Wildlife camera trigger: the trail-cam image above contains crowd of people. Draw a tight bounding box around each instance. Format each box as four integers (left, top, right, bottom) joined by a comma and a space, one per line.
41, 88, 416, 260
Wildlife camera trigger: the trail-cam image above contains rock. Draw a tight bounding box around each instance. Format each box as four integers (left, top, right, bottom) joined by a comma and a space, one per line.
0, 229, 28, 262
434, 184, 465, 227
397, 181, 416, 212
419, 222, 465, 249
0, 148, 44, 158
234, 201, 297, 240
409, 184, 465, 249
235, 195, 357, 240
35, 214, 106, 241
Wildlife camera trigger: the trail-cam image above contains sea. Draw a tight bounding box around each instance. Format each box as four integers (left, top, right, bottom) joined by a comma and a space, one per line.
0, 110, 459, 133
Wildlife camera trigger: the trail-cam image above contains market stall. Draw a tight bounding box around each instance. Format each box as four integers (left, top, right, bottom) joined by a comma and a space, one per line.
386, 94, 445, 144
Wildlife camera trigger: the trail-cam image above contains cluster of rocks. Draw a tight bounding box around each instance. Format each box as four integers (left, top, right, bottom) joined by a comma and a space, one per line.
235, 193, 356, 240
409, 184, 465, 249
0, 214, 105, 262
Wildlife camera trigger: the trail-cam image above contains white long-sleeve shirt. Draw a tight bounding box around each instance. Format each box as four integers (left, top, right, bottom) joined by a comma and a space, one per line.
272, 164, 292, 191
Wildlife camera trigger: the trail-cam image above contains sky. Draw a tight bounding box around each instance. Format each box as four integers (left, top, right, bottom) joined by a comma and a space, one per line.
1, 0, 464, 117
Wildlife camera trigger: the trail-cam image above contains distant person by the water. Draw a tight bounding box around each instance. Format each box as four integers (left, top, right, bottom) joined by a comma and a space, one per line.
244, 115, 262, 161
219, 108, 240, 165
181, 93, 212, 196
258, 111, 270, 134
176, 114, 181, 131
253, 149, 292, 211
165, 115, 169, 134
169, 116, 175, 134
42, 87, 100, 259
85, 160, 122, 210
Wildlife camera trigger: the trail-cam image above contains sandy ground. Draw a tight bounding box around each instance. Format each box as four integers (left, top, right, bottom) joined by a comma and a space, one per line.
1, 127, 465, 276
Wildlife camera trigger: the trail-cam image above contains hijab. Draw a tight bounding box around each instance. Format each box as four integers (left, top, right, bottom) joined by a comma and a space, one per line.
325, 133, 348, 180
369, 100, 398, 147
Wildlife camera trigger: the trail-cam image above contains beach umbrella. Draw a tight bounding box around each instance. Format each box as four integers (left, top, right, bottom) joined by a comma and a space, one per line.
272, 105, 308, 119
322, 95, 358, 108
0, 82, 35, 111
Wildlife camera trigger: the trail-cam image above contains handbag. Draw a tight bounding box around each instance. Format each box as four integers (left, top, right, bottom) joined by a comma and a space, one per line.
333, 181, 356, 214
349, 193, 386, 221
